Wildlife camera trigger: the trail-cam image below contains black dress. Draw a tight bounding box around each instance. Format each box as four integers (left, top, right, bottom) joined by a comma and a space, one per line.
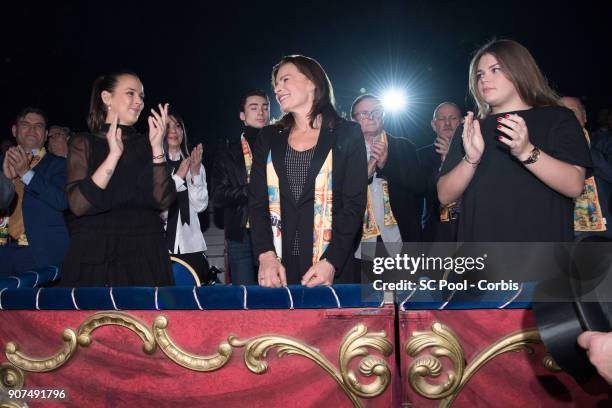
61, 124, 176, 287
440, 106, 592, 242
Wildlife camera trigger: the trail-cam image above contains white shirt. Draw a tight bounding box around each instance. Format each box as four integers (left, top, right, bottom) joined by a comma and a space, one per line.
161, 152, 208, 254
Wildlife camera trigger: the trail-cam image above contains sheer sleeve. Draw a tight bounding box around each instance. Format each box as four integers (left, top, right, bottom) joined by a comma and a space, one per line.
151, 162, 176, 211
65, 134, 111, 216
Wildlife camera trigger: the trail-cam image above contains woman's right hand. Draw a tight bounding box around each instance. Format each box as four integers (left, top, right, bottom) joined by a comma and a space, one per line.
175, 158, 190, 180
461, 111, 484, 163
258, 251, 287, 288
106, 113, 123, 159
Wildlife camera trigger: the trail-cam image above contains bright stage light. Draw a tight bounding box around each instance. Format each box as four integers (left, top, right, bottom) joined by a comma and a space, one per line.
381, 89, 407, 112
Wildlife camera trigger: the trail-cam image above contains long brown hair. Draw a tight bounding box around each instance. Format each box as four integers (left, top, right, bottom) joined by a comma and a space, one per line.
87, 71, 139, 132
468, 39, 559, 118
271, 55, 341, 129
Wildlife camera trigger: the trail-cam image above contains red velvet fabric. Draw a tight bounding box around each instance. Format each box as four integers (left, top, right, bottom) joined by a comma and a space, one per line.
0, 307, 396, 408
399, 309, 611, 407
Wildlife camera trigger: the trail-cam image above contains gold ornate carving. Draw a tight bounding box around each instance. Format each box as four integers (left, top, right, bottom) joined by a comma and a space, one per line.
542, 355, 562, 372
5, 329, 77, 373
405, 322, 464, 400
229, 323, 393, 408
77, 312, 156, 355
0, 401, 28, 408
0, 363, 24, 391
406, 322, 544, 407
2, 312, 393, 408
153, 316, 232, 371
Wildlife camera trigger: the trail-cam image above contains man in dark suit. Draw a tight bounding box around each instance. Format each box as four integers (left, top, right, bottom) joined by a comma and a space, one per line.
417, 102, 462, 241
0, 107, 69, 277
0, 171, 14, 210
350, 94, 423, 265
213, 90, 270, 284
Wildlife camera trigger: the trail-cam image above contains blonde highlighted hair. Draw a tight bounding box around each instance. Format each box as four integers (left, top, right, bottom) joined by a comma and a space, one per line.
468, 39, 559, 119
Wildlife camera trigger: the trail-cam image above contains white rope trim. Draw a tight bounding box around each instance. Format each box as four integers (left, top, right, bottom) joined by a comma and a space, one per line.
498, 283, 524, 309
24, 270, 39, 287
192, 286, 203, 310
399, 289, 417, 311
109, 287, 119, 310
0, 288, 6, 310
240, 285, 248, 310
439, 288, 457, 310
52, 266, 59, 281
35, 288, 42, 310
154, 287, 160, 310
71, 288, 80, 310
284, 286, 294, 309
328, 286, 341, 308
8, 276, 20, 288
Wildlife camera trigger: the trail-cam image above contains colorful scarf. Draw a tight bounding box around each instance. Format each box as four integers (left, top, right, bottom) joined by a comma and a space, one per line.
574, 129, 606, 232
267, 149, 333, 264
1, 148, 46, 246
362, 131, 397, 240
241, 134, 253, 229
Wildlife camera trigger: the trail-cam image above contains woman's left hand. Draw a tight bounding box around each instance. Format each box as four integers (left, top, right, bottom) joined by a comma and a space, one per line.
496, 114, 534, 161
190, 143, 203, 176
301, 259, 335, 287
148, 103, 169, 150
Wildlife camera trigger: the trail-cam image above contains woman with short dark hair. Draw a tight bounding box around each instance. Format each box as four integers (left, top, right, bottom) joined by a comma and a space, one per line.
248, 55, 367, 287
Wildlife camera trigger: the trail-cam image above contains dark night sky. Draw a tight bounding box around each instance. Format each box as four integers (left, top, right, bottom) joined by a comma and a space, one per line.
1, 0, 610, 151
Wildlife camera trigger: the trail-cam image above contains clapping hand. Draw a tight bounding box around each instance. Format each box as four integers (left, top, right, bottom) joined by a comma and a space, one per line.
190, 143, 203, 176
174, 159, 190, 180
461, 112, 484, 164
6, 146, 31, 177
148, 103, 169, 150
496, 114, 533, 161
106, 113, 123, 159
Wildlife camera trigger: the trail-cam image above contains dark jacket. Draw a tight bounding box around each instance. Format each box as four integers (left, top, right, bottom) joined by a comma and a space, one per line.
212, 128, 258, 241
1, 153, 69, 267
374, 133, 424, 242
248, 119, 367, 281
0, 171, 14, 210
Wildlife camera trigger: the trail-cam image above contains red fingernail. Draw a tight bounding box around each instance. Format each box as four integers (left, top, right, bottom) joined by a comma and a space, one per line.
505, 114, 510, 118
497, 117, 502, 122
498, 136, 503, 141
497, 125, 502, 129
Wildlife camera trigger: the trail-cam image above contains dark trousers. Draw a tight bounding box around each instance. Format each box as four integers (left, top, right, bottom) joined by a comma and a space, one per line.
227, 230, 256, 285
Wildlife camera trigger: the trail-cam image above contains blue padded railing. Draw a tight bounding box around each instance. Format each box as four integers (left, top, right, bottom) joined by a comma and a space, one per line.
0, 265, 532, 310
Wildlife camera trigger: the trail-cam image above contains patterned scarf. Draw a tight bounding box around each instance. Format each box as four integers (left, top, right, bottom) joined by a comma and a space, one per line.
266, 149, 333, 264
362, 131, 397, 240
2, 148, 46, 246
241, 134, 253, 228
574, 129, 606, 232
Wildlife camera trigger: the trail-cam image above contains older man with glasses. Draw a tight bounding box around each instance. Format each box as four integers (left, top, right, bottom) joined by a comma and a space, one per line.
350, 94, 424, 278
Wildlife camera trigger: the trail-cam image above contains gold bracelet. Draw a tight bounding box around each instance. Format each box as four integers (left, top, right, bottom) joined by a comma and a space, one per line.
152, 153, 165, 160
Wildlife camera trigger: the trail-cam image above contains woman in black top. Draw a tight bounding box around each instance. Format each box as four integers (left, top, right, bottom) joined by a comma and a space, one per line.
438, 40, 591, 242
248, 55, 367, 287
61, 72, 176, 286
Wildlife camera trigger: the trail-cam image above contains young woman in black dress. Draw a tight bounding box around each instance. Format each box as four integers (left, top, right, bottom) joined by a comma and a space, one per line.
438, 40, 591, 242
62, 72, 176, 286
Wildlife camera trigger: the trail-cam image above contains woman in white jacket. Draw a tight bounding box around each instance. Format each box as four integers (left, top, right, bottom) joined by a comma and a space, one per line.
163, 112, 209, 281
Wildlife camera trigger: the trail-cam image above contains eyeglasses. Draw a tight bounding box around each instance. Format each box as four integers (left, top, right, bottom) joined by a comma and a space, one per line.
353, 109, 384, 121
18, 122, 45, 132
